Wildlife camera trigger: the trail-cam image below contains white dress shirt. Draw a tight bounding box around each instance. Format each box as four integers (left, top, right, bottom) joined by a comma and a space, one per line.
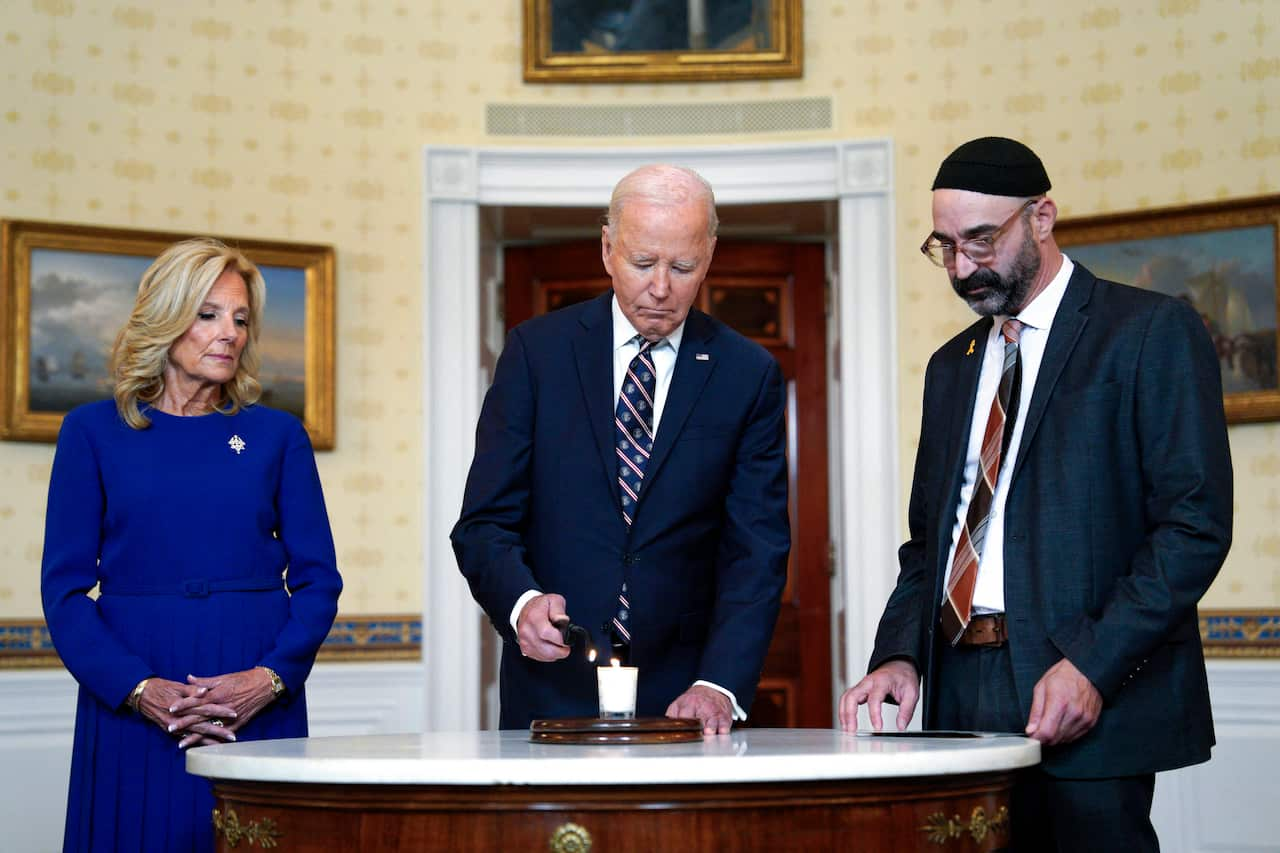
510, 295, 745, 719
610, 295, 683, 429
941, 255, 1075, 614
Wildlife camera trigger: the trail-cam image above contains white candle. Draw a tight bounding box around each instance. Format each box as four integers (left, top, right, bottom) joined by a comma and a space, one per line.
596, 658, 638, 719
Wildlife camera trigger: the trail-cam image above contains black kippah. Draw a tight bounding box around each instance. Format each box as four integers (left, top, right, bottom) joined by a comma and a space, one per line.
932, 136, 1051, 196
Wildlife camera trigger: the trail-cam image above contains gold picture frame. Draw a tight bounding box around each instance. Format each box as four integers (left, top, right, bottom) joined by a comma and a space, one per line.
1056, 195, 1280, 424
523, 0, 802, 84
0, 219, 336, 448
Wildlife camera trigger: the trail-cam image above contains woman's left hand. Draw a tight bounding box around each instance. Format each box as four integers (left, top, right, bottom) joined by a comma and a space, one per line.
175, 668, 277, 737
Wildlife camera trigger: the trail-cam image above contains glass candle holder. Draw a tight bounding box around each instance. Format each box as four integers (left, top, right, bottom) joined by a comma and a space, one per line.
596, 658, 638, 719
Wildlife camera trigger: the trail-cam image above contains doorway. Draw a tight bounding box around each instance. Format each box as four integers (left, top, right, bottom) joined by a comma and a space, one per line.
498, 202, 833, 726
422, 141, 900, 732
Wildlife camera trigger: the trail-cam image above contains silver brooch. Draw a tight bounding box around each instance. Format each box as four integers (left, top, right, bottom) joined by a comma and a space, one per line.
228, 435, 246, 455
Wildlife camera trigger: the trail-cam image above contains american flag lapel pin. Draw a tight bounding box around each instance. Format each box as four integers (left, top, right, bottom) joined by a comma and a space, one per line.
695, 353, 710, 361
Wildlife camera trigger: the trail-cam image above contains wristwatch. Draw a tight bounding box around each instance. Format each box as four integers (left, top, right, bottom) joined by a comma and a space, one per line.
258, 666, 285, 697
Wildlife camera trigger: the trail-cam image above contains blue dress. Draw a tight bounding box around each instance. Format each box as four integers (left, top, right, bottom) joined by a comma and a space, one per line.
41, 400, 342, 852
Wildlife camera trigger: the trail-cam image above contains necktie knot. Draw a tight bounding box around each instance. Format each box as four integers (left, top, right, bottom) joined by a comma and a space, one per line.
1002, 318, 1024, 345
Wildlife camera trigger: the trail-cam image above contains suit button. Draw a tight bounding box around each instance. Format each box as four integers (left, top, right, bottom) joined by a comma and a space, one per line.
624, 553, 640, 565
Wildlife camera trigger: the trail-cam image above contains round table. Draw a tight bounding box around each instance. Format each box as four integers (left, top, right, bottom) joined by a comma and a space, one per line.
188, 729, 1039, 851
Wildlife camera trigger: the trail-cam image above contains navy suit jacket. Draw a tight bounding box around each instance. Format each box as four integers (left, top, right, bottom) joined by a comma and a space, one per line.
870, 262, 1233, 778
452, 292, 790, 729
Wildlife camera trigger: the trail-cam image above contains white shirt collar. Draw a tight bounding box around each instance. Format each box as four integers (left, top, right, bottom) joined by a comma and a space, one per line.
610, 293, 685, 354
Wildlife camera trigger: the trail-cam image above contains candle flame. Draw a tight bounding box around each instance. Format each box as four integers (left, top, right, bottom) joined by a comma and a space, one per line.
610, 657, 621, 668
588, 648, 597, 662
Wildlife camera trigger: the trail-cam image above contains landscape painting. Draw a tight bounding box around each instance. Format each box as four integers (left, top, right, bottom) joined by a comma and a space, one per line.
1057, 197, 1280, 423
2, 220, 334, 447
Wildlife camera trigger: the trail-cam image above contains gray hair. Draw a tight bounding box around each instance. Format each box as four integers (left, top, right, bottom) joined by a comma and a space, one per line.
605, 164, 719, 239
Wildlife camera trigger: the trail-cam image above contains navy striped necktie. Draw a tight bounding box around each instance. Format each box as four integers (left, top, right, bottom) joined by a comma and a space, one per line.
615, 336, 660, 527
611, 335, 661, 649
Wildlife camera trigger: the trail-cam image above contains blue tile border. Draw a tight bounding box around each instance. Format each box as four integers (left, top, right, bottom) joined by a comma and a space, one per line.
0, 621, 53, 655
318, 617, 423, 661
4, 610, 1275, 667
1201, 611, 1280, 656
1, 614, 423, 668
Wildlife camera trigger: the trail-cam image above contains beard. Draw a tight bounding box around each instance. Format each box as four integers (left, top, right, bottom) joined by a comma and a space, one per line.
951, 229, 1041, 316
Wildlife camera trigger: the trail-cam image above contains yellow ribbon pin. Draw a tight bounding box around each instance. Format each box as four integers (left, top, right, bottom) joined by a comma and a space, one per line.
965, 339, 976, 356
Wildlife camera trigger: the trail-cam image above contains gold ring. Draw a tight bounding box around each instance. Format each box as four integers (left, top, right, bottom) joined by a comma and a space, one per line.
210, 719, 224, 727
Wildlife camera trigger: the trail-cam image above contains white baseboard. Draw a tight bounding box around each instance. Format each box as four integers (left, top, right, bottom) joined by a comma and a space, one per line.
304, 661, 427, 737
1152, 660, 1280, 853
0, 661, 426, 852
0, 670, 78, 853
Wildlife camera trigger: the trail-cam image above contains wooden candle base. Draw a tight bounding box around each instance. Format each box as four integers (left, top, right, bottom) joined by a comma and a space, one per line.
530, 717, 702, 744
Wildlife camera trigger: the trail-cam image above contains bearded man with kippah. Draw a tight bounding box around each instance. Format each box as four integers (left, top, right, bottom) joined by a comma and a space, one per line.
839, 136, 1233, 851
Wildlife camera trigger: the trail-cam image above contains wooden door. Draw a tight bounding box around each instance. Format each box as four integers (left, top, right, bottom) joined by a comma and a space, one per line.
503, 240, 831, 727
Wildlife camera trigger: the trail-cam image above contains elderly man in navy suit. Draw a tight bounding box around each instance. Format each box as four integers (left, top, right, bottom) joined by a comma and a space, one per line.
453, 164, 790, 734
840, 137, 1233, 851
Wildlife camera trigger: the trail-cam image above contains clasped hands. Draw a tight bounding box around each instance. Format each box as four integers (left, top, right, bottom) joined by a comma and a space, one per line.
517, 593, 734, 735
134, 667, 278, 749
838, 657, 1103, 746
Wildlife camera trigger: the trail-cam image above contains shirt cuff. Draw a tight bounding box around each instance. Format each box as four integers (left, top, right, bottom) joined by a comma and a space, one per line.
509, 589, 542, 634
693, 679, 747, 721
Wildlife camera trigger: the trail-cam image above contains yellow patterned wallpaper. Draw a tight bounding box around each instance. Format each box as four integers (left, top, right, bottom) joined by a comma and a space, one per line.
0, 0, 1275, 618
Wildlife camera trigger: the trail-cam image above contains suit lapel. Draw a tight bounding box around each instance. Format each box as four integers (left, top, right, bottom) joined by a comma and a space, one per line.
632, 310, 718, 519
572, 292, 623, 508
1009, 266, 1093, 481
934, 317, 991, 573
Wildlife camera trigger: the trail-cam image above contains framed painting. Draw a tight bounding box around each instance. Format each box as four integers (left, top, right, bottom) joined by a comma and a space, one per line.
1056, 195, 1280, 424
523, 0, 802, 83
0, 219, 336, 448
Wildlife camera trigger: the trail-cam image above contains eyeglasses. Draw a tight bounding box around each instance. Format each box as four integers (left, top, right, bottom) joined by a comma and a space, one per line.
919, 199, 1037, 268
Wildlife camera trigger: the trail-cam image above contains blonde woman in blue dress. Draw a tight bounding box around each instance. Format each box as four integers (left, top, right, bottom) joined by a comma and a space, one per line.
41, 238, 342, 852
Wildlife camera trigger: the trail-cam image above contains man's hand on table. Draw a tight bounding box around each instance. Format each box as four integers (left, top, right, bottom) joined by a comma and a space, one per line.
666, 685, 733, 735
838, 659, 920, 733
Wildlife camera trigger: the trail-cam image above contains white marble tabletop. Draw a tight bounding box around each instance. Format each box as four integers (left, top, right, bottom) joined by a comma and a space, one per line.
187, 729, 1039, 786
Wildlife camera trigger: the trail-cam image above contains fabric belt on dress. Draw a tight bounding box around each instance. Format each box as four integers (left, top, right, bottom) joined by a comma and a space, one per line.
952, 613, 1008, 647
102, 577, 285, 598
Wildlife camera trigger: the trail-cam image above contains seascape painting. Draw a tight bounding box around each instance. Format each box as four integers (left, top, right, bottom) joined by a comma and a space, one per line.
1056, 196, 1280, 423
1066, 226, 1277, 396
27, 249, 309, 420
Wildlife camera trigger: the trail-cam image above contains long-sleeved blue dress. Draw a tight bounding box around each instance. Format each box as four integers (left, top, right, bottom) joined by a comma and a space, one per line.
41, 400, 342, 852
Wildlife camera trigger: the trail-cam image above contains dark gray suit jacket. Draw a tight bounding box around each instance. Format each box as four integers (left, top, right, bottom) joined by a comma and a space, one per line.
870, 262, 1233, 778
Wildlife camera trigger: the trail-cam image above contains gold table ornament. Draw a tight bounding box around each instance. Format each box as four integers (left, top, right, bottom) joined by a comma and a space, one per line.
212, 807, 284, 849
919, 805, 1010, 845
549, 821, 593, 853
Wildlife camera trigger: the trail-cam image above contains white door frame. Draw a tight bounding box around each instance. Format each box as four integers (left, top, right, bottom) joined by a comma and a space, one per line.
422, 141, 900, 729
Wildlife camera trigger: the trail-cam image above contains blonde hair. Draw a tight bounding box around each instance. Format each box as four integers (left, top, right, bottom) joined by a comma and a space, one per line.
606, 164, 719, 239
110, 238, 266, 429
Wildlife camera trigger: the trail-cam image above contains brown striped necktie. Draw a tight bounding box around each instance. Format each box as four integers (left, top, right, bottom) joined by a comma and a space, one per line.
940, 318, 1024, 646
